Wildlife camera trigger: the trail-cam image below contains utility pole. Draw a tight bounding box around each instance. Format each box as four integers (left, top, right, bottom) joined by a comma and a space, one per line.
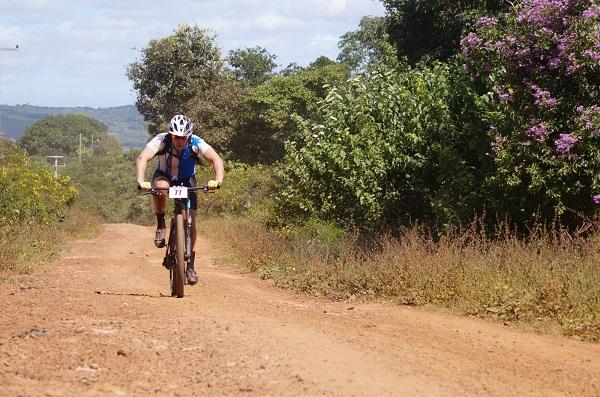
79, 133, 82, 161
0, 45, 19, 136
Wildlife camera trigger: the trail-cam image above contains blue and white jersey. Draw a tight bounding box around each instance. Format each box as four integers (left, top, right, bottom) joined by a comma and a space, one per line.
145, 133, 212, 180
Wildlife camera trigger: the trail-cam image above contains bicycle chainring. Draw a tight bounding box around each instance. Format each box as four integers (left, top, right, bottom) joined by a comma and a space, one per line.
162, 253, 176, 269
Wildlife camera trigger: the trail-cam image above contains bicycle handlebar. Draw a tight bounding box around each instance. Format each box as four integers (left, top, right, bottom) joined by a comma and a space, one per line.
142, 185, 218, 196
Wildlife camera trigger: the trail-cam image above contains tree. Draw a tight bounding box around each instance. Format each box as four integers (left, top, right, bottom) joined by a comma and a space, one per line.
227, 46, 277, 87
186, 78, 249, 156
462, 0, 600, 225
18, 114, 119, 158
383, 0, 509, 65
229, 59, 349, 164
279, 62, 304, 77
337, 16, 396, 73
127, 24, 223, 135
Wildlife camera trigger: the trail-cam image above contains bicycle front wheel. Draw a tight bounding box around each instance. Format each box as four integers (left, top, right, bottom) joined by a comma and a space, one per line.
172, 213, 186, 298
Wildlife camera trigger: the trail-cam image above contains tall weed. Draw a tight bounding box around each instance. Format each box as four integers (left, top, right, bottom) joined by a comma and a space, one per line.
0, 207, 102, 275
210, 218, 600, 341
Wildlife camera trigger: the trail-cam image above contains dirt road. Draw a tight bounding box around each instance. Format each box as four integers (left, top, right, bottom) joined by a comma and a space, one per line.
1, 224, 599, 396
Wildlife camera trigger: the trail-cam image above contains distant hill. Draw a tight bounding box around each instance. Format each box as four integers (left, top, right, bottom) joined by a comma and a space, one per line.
0, 104, 149, 148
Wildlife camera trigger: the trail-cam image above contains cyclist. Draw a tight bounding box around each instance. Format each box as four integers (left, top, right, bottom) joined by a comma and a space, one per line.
135, 114, 224, 285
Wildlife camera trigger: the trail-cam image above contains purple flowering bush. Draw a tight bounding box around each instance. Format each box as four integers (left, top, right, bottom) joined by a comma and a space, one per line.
462, 0, 600, 223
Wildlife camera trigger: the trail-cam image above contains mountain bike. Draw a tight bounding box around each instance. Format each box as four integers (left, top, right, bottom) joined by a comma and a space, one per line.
146, 184, 212, 298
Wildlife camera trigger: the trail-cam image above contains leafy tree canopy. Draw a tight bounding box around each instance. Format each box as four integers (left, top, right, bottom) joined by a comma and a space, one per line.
337, 16, 396, 73
127, 24, 223, 135
186, 77, 249, 156
279, 62, 304, 77
383, 0, 509, 65
18, 114, 120, 159
227, 46, 277, 87
229, 59, 350, 164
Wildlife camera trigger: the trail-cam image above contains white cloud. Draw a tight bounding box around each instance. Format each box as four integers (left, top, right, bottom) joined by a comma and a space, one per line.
322, 0, 349, 15
308, 34, 340, 52
254, 12, 305, 31
0, 26, 29, 51
0, 0, 386, 106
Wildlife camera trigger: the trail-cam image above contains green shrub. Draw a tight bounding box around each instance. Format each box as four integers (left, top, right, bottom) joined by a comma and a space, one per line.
275, 63, 486, 229
62, 148, 154, 224
461, 0, 600, 225
0, 140, 77, 228
195, 161, 274, 219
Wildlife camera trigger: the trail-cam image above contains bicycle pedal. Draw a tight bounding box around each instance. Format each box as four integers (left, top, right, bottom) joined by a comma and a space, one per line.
162, 255, 175, 269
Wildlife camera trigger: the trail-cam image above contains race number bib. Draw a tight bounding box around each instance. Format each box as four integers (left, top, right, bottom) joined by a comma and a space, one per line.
169, 186, 188, 199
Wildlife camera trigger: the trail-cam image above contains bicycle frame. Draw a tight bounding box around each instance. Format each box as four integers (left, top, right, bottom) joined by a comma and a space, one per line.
145, 184, 211, 298
173, 185, 209, 267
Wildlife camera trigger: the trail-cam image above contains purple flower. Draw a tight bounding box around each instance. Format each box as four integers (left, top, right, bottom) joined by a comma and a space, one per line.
558, 33, 575, 58
527, 121, 551, 141
516, 0, 572, 28
475, 17, 498, 28
593, 194, 600, 204
528, 83, 559, 108
582, 49, 600, 62
554, 133, 579, 154
491, 134, 506, 153
461, 33, 483, 55
500, 91, 514, 103
577, 105, 600, 136
547, 57, 561, 70
582, 6, 600, 20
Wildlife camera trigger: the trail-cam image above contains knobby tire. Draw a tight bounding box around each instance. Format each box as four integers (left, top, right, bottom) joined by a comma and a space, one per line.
172, 213, 186, 298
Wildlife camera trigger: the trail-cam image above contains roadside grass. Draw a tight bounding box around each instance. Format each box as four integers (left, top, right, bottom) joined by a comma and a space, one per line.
0, 207, 102, 276
206, 217, 600, 342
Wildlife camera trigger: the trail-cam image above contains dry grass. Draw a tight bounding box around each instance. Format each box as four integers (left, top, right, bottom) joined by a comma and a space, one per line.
0, 207, 102, 275
208, 218, 600, 342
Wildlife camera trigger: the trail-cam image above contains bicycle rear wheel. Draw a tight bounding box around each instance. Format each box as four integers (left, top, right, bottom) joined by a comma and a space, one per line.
171, 213, 186, 298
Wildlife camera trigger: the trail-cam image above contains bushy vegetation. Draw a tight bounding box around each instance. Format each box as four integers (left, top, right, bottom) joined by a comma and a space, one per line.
195, 162, 274, 217
62, 149, 154, 224
462, 0, 600, 224
0, 139, 100, 273
274, 0, 600, 230
383, 0, 510, 65
0, 140, 77, 228
275, 63, 489, 228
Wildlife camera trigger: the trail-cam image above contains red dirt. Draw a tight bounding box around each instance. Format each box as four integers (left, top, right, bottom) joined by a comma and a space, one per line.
1, 224, 599, 396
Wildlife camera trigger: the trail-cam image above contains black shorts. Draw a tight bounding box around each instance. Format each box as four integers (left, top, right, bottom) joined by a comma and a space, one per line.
152, 170, 197, 212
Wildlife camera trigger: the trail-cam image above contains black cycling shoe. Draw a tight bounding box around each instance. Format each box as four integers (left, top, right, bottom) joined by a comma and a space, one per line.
186, 268, 198, 285
154, 228, 166, 248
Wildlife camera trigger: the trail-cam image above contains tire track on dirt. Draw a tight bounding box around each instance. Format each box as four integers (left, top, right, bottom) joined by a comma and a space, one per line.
0, 224, 599, 396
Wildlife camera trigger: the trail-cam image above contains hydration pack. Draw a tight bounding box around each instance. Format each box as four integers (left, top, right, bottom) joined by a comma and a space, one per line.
155, 134, 200, 163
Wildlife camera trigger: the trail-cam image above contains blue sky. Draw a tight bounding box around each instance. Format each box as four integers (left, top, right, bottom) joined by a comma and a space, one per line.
0, 0, 385, 108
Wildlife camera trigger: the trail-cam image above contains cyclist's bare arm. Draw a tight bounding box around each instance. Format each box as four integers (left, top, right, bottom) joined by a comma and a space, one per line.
202, 147, 224, 184
136, 146, 157, 184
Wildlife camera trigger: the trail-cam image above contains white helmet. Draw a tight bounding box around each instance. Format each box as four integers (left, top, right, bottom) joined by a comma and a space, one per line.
169, 114, 193, 137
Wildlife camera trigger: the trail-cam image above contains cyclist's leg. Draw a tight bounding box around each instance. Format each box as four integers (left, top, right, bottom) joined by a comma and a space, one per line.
185, 179, 199, 284
153, 178, 169, 212
152, 172, 170, 248
190, 211, 197, 250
